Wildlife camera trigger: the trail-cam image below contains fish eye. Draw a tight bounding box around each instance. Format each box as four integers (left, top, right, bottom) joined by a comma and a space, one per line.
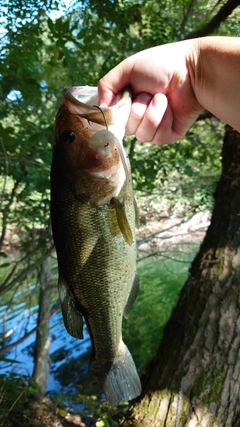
61, 130, 76, 144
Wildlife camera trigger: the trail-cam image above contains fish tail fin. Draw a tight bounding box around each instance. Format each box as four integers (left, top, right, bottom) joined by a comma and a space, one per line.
100, 342, 141, 406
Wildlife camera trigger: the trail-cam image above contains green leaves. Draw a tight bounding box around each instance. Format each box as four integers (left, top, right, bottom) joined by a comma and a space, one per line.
0, 252, 8, 258
128, 117, 223, 213
0, 373, 38, 417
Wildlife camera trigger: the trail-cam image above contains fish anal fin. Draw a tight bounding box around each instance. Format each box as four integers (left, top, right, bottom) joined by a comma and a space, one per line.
124, 273, 139, 319
112, 197, 133, 245
58, 277, 84, 339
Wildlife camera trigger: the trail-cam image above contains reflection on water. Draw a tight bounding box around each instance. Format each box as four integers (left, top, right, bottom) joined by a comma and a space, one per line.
0, 302, 91, 392
0, 242, 199, 398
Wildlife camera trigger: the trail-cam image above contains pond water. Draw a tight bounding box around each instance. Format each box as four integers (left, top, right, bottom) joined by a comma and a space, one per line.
0, 241, 200, 404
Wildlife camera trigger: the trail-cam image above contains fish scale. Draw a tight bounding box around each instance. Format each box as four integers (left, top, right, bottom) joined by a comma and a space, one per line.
54, 182, 136, 349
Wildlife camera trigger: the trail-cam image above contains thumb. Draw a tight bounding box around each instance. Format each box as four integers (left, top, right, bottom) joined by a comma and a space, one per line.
98, 59, 134, 106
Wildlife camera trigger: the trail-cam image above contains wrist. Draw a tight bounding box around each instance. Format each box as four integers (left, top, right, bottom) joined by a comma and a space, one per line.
190, 36, 240, 129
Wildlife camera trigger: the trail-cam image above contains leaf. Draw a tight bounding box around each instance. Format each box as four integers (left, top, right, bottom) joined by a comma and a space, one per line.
0, 252, 8, 258
0, 262, 11, 268
76, 28, 88, 39
47, 17, 54, 32
28, 379, 39, 390
55, 407, 69, 417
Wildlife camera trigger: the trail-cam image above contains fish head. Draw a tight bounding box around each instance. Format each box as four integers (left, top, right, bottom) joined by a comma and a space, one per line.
53, 86, 132, 205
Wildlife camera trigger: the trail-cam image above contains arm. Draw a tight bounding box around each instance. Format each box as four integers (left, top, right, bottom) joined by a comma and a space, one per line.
194, 37, 240, 132
98, 37, 240, 145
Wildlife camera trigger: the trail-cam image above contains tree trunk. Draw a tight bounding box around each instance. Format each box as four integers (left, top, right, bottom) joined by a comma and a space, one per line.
32, 247, 53, 396
123, 127, 240, 426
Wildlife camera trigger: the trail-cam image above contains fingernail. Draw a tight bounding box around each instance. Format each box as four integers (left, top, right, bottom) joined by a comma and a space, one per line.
133, 92, 152, 106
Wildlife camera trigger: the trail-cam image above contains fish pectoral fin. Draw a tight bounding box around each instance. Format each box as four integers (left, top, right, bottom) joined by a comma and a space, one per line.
124, 273, 139, 319
58, 277, 84, 339
112, 197, 133, 246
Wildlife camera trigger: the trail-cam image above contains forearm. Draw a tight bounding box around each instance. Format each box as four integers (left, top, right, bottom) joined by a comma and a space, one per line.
191, 36, 240, 131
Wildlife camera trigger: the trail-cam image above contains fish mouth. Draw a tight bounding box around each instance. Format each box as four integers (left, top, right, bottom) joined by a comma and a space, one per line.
63, 86, 99, 107
62, 86, 131, 109
62, 86, 132, 189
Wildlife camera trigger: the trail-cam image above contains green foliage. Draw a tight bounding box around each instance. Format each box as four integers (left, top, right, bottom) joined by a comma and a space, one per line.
130, 118, 223, 212
48, 387, 128, 426
0, 373, 38, 421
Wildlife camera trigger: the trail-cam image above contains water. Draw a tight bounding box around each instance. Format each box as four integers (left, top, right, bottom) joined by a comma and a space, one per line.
0, 297, 91, 393
0, 242, 199, 399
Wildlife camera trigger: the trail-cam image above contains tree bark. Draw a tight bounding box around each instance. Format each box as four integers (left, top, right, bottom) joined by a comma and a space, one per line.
32, 248, 53, 396
122, 128, 240, 426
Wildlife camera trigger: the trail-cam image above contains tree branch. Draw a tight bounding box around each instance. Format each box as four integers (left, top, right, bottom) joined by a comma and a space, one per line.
0, 243, 55, 296
0, 156, 50, 171
0, 179, 21, 252
0, 302, 59, 357
128, 137, 137, 161
0, 138, 8, 214
185, 0, 240, 39
180, 0, 198, 34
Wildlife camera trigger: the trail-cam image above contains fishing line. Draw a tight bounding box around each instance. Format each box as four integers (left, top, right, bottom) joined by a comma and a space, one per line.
93, 105, 108, 130
174, 278, 190, 427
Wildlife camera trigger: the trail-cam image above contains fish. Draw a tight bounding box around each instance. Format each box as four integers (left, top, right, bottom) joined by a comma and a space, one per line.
50, 86, 141, 406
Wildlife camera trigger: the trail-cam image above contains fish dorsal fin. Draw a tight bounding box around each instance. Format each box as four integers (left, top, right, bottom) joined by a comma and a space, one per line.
112, 197, 133, 246
58, 276, 84, 339
124, 274, 139, 319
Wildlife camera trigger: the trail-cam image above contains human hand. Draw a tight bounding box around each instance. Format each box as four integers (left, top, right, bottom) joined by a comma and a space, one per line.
98, 39, 203, 145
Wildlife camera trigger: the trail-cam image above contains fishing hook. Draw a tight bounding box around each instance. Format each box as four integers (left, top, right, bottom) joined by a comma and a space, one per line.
93, 105, 108, 130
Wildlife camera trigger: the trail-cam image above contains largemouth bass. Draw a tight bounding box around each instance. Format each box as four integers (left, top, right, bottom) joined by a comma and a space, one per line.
50, 86, 141, 406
